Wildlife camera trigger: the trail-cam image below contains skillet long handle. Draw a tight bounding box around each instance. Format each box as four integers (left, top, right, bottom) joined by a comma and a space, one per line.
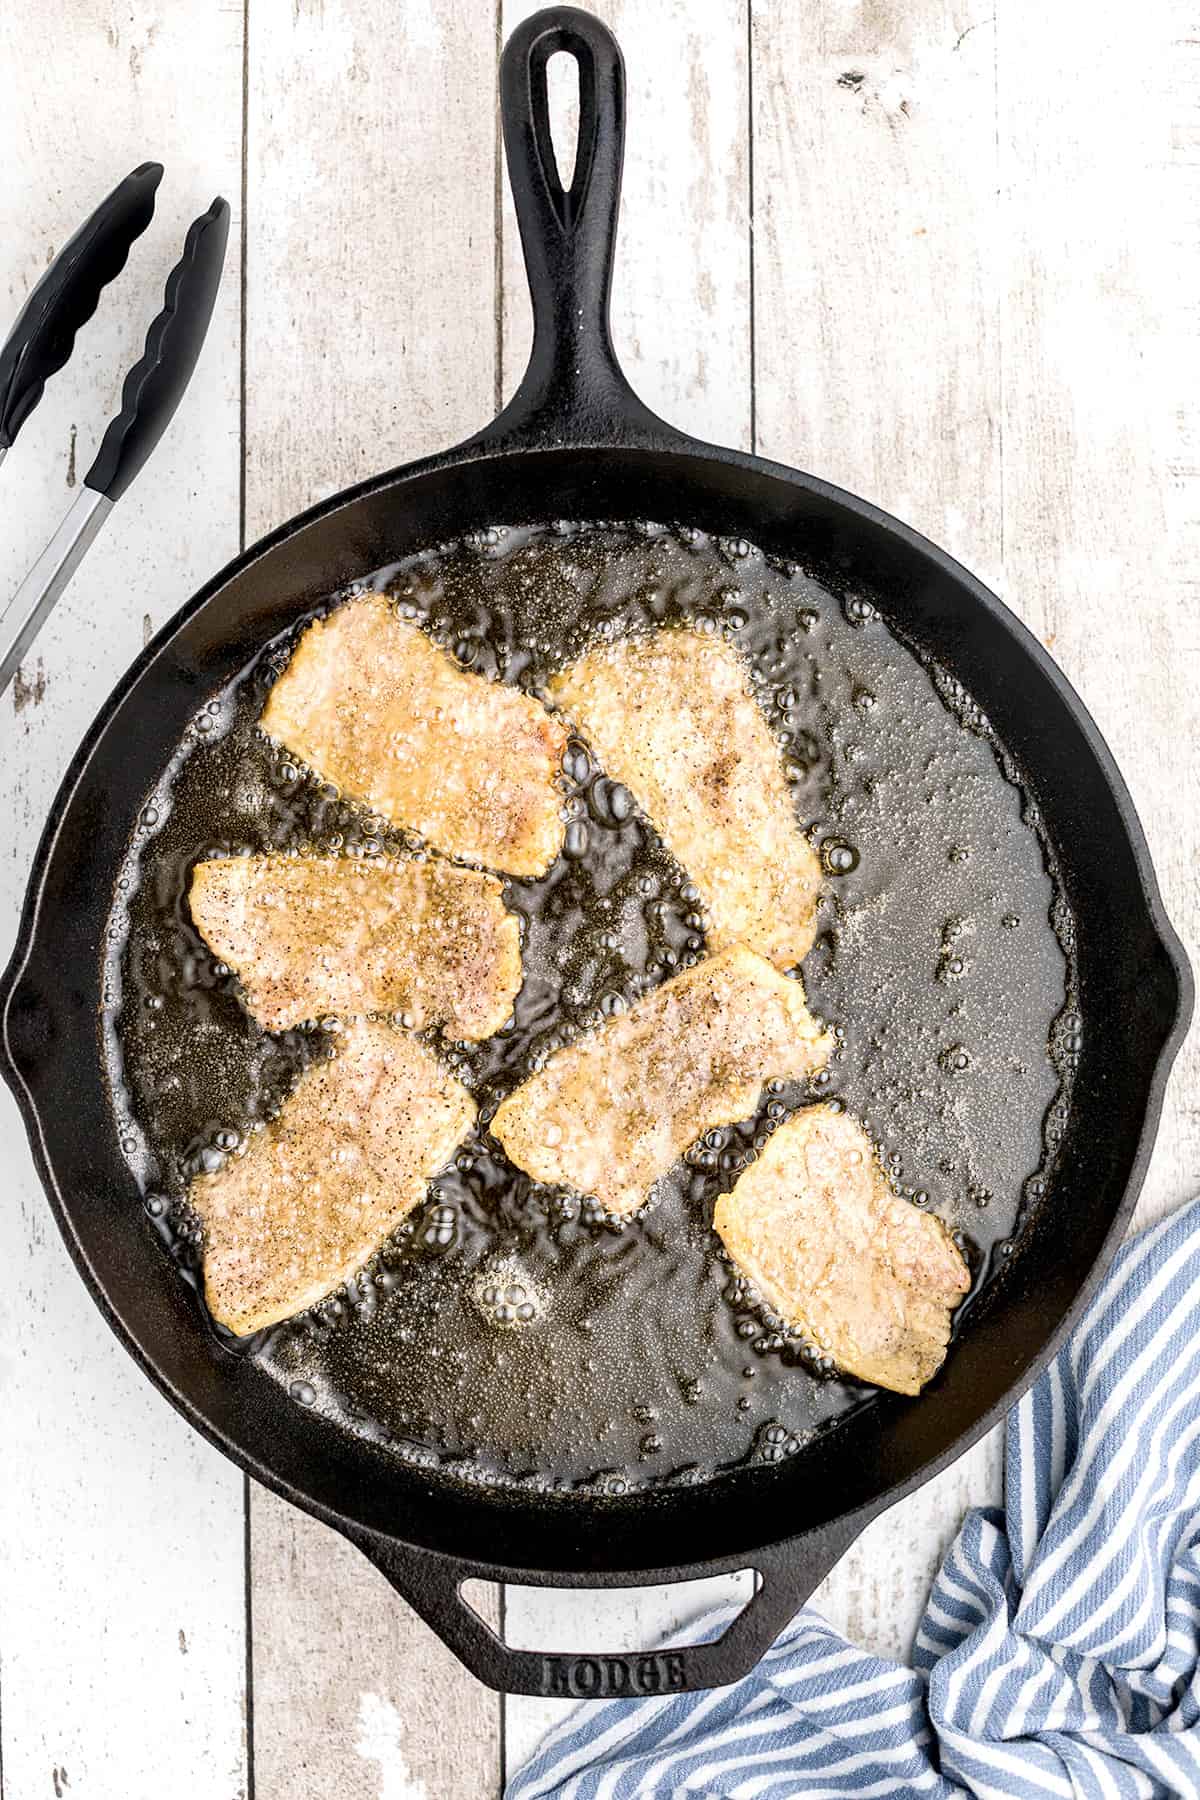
481, 6, 671, 450
344, 1512, 872, 1697
503, 7, 625, 374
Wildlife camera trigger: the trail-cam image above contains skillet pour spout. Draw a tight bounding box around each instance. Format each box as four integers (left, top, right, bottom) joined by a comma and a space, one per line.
0, 6, 1192, 1696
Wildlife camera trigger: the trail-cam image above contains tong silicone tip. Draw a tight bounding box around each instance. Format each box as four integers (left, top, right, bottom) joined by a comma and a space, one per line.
85, 195, 230, 501
0, 162, 164, 454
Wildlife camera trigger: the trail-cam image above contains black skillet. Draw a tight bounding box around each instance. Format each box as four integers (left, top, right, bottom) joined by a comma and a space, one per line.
0, 7, 1191, 1696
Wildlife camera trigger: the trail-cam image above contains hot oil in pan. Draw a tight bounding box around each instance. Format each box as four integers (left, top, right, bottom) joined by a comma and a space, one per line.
106, 523, 1078, 1494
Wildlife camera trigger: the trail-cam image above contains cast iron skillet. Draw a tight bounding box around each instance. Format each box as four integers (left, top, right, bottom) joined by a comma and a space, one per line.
1, 7, 1191, 1697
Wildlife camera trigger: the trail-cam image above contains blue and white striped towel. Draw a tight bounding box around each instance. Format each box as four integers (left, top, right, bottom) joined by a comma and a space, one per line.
509, 1196, 1200, 1799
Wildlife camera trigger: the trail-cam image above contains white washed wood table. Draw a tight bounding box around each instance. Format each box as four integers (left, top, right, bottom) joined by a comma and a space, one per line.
2, 2, 1198, 1794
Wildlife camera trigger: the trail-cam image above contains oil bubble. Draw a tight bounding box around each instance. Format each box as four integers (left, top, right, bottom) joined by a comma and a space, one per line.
475, 1264, 543, 1330
821, 837, 859, 875
563, 745, 590, 784
754, 1420, 799, 1463
608, 782, 634, 822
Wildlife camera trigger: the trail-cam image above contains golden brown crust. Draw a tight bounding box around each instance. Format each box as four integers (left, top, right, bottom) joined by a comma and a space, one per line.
189, 854, 522, 1039
713, 1105, 971, 1395
260, 595, 568, 876
548, 628, 823, 967
491, 945, 832, 1218
190, 1021, 475, 1335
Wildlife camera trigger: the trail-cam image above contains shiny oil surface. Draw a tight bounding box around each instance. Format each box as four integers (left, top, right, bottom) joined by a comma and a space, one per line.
105, 523, 1076, 1494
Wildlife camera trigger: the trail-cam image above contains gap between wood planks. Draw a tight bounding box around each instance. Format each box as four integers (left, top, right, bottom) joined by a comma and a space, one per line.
241, 10, 255, 1797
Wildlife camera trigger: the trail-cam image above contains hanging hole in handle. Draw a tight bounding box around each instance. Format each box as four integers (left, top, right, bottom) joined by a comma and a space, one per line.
461, 1571, 757, 1654
527, 25, 601, 234
545, 49, 581, 195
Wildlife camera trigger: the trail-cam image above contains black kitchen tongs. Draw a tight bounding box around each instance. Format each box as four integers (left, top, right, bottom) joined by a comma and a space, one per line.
0, 163, 230, 697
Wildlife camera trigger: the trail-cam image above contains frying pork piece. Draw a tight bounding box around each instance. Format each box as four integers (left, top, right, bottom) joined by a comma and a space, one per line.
490, 945, 832, 1218
260, 595, 568, 876
189, 853, 521, 1039
547, 627, 823, 968
191, 1020, 474, 1335
713, 1105, 970, 1395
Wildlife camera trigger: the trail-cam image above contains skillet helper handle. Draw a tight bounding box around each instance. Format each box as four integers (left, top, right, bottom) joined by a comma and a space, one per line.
491, 6, 664, 447
0, 161, 163, 457
346, 1514, 869, 1697
84, 196, 230, 501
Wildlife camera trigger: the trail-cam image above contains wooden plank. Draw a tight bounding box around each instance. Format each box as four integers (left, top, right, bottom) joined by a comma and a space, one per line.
251, 1509, 500, 1800
498, 0, 753, 1772
996, 0, 1200, 1236
241, 4, 502, 1795
751, 0, 1003, 579
750, 0, 1005, 1653
242, 0, 497, 520
0, 3, 248, 1795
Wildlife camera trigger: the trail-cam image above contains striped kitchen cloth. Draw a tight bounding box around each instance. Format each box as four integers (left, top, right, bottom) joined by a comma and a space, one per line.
508, 1196, 1200, 1799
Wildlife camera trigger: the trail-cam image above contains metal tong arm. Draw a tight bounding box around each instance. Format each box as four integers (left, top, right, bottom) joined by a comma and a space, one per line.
0, 491, 111, 694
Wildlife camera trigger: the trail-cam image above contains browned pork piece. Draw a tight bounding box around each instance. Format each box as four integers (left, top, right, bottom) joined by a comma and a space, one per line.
548, 627, 823, 967
260, 594, 568, 876
714, 1104, 971, 1395
189, 853, 521, 1039
491, 945, 832, 1218
191, 1021, 475, 1335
